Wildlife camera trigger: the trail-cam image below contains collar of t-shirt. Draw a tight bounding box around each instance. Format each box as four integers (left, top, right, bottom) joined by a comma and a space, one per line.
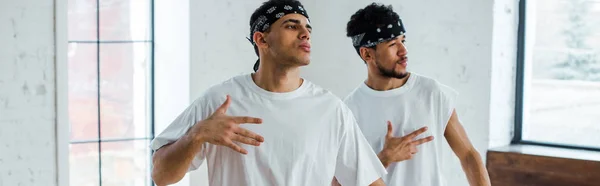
243, 74, 310, 100
358, 74, 417, 97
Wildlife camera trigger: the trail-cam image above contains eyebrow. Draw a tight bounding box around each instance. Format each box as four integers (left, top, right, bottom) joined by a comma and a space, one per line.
282, 19, 312, 30
389, 35, 406, 42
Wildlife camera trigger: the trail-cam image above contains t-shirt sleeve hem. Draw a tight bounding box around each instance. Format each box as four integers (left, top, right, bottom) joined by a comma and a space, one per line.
358, 168, 388, 186
149, 137, 174, 151
149, 138, 207, 172
187, 142, 207, 172
442, 102, 456, 134
438, 83, 459, 133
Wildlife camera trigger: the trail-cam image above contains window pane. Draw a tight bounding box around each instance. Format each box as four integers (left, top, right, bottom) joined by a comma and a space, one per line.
99, 43, 151, 139
68, 0, 97, 41
70, 143, 100, 186
68, 43, 99, 142
99, 0, 151, 41
100, 140, 151, 186
523, 0, 600, 148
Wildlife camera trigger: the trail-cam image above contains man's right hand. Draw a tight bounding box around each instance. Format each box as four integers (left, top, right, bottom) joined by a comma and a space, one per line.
188, 95, 264, 154
378, 121, 434, 168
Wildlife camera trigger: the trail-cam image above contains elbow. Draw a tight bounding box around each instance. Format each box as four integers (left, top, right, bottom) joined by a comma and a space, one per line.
151, 158, 187, 186
151, 156, 167, 186
152, 171, 175, 186
459, 147, 481, 163
151, 147, 191, 185
152, 164, 179, 186
151, 153, 176, 186
152, 169, 166, 186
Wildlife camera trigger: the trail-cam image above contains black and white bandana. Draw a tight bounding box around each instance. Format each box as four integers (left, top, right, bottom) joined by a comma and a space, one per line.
247, 3, 310, 71
247, 4, 309, 45
351, 19, 406, 49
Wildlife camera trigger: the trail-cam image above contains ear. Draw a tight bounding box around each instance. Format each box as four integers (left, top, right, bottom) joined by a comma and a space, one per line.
359, 47, 375, 63
253, 32, 269, 49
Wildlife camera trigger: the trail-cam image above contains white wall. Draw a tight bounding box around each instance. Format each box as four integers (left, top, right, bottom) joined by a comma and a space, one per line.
154, 0, 192, 185
181, 0, 518, 185
489, 0, 519, 149
189, 0, 264, 98
0, 0, 67, 185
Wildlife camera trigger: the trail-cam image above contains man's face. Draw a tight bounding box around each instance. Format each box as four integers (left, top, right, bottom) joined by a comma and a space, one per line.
368, 35, 408, 79
262, 14, 312, 67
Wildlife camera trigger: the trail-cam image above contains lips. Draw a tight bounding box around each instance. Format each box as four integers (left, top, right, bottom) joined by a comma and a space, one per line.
398, 56, 408, 67
299, 43, 311, 52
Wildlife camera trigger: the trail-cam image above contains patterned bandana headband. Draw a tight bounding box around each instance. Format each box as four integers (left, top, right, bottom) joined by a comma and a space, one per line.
247, 4, 310, 71
351, 19, 406, 50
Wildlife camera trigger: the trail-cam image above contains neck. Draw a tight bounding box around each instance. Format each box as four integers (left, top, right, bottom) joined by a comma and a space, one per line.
252, 59, 303, 93
365, 72, 410, 91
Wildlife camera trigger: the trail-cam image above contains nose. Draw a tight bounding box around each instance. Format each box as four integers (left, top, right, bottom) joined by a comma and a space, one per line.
299, 26, 310, 41
398, 42, 407, 56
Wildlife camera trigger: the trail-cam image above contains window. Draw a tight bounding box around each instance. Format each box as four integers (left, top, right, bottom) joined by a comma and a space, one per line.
67, 0, 155, 185
514, 0, 600, 150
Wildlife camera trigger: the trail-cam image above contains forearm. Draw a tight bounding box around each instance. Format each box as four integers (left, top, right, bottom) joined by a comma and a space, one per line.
460, 151, 490, 186
152, 133, 204, 186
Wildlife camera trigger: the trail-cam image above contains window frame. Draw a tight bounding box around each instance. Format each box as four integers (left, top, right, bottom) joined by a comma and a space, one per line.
512, 0, 600, 152
66, 0, 157, 185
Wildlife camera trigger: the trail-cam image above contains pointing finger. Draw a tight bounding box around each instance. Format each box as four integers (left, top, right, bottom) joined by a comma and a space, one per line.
235, 127, 265, 142
232, 116, 263, 124
223, 139, 248, 154
412, 136, 434, 146
405, 126, 428, 139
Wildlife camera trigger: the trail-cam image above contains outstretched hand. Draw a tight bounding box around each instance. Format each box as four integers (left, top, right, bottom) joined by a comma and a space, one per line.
189, 95, 264, 154
378, 121, 434, 167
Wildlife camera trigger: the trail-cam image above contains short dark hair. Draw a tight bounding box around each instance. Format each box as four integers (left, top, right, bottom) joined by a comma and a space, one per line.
249, 0, 304, 56
346, 3, 401, 53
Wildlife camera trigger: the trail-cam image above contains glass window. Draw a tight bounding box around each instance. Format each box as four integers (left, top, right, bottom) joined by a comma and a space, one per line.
67, 0, 154, 185
517, 0, 600, 149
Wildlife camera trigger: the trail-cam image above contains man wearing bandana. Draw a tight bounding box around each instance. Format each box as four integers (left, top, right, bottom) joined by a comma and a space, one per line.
149, 0, 387, 186
338, 3, 491, 186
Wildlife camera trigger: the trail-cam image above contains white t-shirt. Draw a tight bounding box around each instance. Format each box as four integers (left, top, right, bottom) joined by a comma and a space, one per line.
343, 73, 458, 186
150, 74, 386, 186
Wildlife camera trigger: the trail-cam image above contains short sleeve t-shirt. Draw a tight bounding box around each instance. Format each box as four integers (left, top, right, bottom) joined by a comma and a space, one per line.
344, 73, 458, 186
150, 74, 387, 186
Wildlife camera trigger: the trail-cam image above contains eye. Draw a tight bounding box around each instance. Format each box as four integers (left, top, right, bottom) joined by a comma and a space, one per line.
389, 43, 396, 47
402, 40, 406, 43
286, 25, 296, 29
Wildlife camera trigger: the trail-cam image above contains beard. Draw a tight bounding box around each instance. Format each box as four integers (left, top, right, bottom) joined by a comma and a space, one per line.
375, 59, 409, 79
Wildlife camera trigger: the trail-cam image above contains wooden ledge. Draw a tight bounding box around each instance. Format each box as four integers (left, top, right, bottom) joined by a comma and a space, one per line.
486, 144, 600, 186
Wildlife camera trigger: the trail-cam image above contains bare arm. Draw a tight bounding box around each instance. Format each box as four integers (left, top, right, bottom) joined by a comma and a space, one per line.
151, 95, 264, 186
444, 109, 490, 186
151, 132, 205, 186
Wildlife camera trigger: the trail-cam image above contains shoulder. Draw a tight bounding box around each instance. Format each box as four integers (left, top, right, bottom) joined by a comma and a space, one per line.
189, 74, 248, 108
342, 85, 362, 105
302, 79, 341, 100
205, 74, 247, 96
302, 79, 353, 112
412, 73, 458, 98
